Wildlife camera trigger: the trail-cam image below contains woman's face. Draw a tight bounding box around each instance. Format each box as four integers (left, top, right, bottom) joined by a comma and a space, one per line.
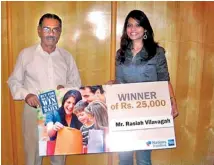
64, 96, 75, 115
126, 17, 145, 41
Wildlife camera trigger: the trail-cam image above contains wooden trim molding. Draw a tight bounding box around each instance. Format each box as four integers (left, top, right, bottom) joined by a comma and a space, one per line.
6, 1, 18, 165
110, 1, 117, 81
108, 4, 117, 165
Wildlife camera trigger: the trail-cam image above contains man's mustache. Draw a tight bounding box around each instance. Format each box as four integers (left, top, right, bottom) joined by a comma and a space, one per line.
45, 36, 56, 40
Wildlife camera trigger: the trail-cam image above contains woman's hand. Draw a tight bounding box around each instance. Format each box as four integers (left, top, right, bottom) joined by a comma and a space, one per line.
47, 122, 64, 138
171, 97, 179, 119
53, 122, 64, 131
106, 80, 116, 85
168, 82, 179, 119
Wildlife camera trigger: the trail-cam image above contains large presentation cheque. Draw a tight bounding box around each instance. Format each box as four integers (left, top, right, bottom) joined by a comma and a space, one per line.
105, 81, 176, 152
37, 81, 176, 156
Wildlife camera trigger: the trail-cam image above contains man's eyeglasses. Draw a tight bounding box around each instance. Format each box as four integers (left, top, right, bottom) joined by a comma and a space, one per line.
42, 27, 61, 34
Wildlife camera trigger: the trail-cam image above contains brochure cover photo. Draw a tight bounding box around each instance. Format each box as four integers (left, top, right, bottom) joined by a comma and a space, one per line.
37, 81, 176, 156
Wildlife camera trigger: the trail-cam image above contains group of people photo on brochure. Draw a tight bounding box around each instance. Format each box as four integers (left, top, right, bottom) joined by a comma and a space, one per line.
37, 86, 109, 155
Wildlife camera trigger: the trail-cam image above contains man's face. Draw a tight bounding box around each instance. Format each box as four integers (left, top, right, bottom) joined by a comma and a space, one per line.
38, 18, 61, 47
80, 87, 97, 103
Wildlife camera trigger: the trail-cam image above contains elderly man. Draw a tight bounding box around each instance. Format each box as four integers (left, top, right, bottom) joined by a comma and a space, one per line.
8, 13, 81, 165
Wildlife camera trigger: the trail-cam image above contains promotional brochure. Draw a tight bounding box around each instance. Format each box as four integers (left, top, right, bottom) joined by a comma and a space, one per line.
37, 81, 176, 156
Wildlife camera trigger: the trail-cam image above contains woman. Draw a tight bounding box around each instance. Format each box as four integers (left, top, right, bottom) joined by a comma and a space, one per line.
111, 10, 179, 165
46, 89, 83, 141
84, 100, 109, 153
84, 100, 108, 129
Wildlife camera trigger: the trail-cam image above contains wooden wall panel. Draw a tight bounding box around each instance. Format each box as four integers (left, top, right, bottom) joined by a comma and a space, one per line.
1, 1, 214, 165
115, 1, 214, 165
195, 3, 214, 164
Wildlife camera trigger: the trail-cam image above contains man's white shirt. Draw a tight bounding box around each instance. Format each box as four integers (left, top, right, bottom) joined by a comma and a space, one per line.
8, 44, 81, 100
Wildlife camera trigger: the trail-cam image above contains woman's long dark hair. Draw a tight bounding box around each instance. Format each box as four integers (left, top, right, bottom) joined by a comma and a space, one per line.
117, 10, 159, 64
58, 90, 82, 126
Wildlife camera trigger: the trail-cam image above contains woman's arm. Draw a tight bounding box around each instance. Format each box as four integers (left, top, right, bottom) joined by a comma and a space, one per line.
107, 51, 126, 84
47, 122, 57, 138
155, 48, 179, 119
168, 82, 179, 119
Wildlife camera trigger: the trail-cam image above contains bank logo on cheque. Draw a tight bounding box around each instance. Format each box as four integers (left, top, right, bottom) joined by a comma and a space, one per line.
167, 139, 175, 146
146, 139, 175, 148
146, 140, 167, 148
146, 141, 152, 146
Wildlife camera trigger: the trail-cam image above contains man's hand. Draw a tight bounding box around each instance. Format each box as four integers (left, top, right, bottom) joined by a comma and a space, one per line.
25, 93, 40, 108
57, 85, 64, 90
